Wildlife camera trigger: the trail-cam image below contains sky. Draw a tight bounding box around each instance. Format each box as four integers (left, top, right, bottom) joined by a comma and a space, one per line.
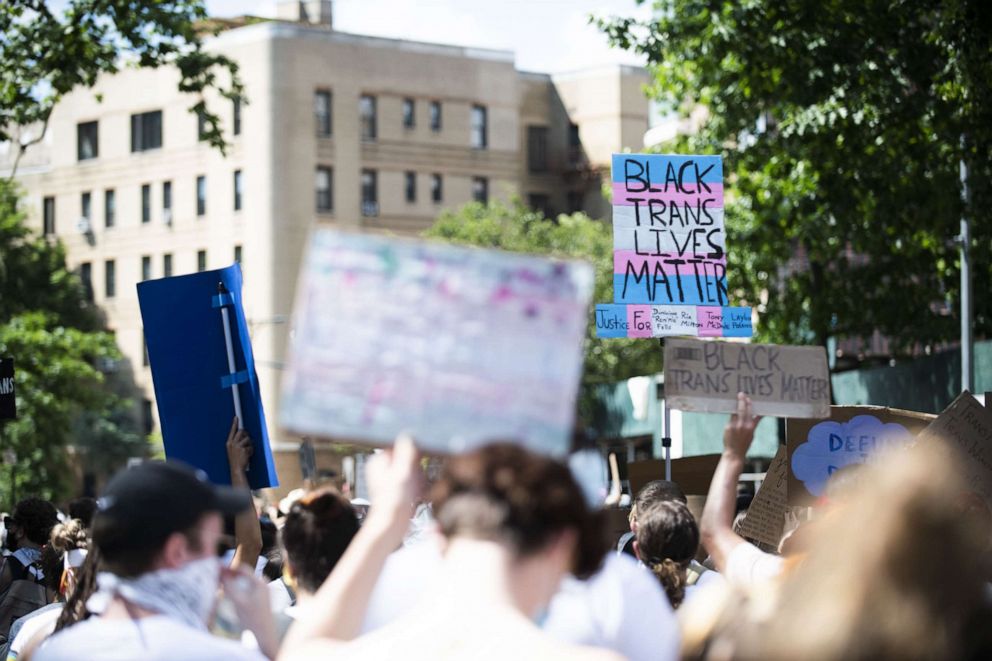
205, 0, 651, 74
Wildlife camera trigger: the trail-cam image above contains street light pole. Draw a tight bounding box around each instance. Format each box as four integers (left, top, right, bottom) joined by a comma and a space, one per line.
960, 136, 973, 393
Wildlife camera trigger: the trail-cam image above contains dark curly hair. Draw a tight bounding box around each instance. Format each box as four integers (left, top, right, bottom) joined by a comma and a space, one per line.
12, 497, 59, 546
635, 499, 699, 608
280, 487, 359, 593
431, 443, 608, 579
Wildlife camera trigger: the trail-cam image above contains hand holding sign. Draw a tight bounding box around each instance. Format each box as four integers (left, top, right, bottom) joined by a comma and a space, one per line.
724, 392, 762, 458
226, 417, 254, 475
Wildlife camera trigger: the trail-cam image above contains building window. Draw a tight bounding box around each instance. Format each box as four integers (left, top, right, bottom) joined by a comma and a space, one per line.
79, 262, 93, 301
528, 193, 551, 217
430, 173, 442, 203
196, 176, 206, 217
471, 105, 488, 149
163, 253, 173, 277
472, 177, 489, 204
162, 181, 172, 222
567, 191, 584, 213
233, 170, 242, 211
568, 123, 582, 164
77, 121, 98, 161
233, 97, 242, 136
104, 190, 115, 228
527, 126, 549, 173
131, 110, 162, 152
429, 101, 442, 132
43, 196, 55, 236
361, 169, 378, 217
360, 95, 377, 142
81, 191, 92, 221
141, 184, 151, 223
197, 110, 208, 142
314, 90, 331, 137
405, 171, 416, 203
402, 98, 415, 129
197, 250, 207, 272
141, 398, 154, 434
315, 166, 333, 213
234, 245, 242, 264
104, 259, 116, 298
141, 255, 152, 281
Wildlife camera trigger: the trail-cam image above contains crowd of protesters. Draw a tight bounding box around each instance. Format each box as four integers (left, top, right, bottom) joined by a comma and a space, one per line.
0, 393, 986, 659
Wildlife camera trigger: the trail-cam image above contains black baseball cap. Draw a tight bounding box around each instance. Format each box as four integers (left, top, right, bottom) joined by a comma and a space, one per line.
93, 460, 251, 558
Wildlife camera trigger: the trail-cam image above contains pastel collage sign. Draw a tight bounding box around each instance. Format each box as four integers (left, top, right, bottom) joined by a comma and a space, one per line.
595, 153, 753, 338
280, 230, 594, 458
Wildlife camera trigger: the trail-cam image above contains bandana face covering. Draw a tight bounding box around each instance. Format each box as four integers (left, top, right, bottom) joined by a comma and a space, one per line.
87, 556, 221, 630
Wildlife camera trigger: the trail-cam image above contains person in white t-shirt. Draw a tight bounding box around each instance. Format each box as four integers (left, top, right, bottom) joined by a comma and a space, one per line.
700, 393, 785, 587
35, 457, 275, 661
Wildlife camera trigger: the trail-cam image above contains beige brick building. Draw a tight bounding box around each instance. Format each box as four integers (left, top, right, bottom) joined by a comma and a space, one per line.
3, 1, 649, 493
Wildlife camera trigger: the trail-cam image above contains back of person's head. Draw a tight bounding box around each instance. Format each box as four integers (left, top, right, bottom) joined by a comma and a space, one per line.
92, 460, 249, 578
67, 497, 98, 529
281, 487, 359, 593
736, 444, 992, 660
430, 443, 607, 579
635, 499, 699, 608
636, 480, 687, 512
11, 497, 59, 546
50, 518, 89, 555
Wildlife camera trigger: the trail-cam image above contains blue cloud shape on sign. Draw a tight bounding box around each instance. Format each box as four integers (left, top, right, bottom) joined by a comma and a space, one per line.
791, 415, 913, 497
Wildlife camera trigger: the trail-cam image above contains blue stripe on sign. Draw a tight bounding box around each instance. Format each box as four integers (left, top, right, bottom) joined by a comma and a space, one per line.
722, 306, 753, 337
613, 274, 729, 306
611, 154, 723, 185
594, 304, 630, 338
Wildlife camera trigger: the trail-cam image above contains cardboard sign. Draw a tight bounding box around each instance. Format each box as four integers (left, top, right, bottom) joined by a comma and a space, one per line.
627, 454, 723, 497
787, 406, 934, 505
664, 338, 831, 418
137, 265, 279, 489
738, 445, 788, 550
595, 153, 752, 338
280, 230, 594, 457
917, 391, 992, 512
0, 358, 14, 421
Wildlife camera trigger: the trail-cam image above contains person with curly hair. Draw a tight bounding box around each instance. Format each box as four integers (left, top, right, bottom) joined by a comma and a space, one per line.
633, 500, 699, 609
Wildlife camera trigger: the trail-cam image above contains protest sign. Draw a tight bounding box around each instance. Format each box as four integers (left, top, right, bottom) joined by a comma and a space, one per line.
280, 230, 594, 457
0, 358, 14, 420
137, 265, 278, 489
628, 454, 723, 497
738, 445, 788, 550
664, 338, 831, 418
787, 406, 934, 505
916, 391, 992, 512
595, 153, 753, 338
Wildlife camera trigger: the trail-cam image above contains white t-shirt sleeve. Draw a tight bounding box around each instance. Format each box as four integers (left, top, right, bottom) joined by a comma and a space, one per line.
724, 541, 785, 587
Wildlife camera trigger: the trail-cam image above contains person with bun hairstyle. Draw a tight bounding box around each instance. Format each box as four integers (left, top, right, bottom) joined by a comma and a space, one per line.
633, 500, 700, 609
280, 439, 621, 660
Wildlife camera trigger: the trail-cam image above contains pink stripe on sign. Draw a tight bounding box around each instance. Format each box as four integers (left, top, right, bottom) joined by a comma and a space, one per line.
697, 307, 724, 337
614, 250, 727, 275
613, 183, 724, 207
626, 305, 653, 338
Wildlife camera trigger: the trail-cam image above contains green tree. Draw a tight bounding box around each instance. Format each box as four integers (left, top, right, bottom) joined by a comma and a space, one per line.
0, 181, 145, 501
599, 0, 991, 355
425, 201, 662, 385
1, 0, 244, 176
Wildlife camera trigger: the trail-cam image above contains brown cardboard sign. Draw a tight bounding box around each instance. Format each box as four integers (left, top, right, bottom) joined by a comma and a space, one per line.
628, 454, 723, 498
787, 406, 935, 506
738, 444, 788, 550
664, 338, 830, 419
917, 391, 992, 512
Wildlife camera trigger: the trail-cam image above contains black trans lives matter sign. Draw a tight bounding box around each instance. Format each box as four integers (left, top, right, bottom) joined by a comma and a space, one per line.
0, 358, 14, 420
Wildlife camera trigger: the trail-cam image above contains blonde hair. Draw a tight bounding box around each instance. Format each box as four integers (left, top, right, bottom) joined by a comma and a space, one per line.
49, 518, 89, 553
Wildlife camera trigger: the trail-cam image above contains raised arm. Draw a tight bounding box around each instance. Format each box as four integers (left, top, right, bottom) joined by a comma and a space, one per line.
226, 417, 262, 572
279, 436, 422, 658
700, 393, 760, 571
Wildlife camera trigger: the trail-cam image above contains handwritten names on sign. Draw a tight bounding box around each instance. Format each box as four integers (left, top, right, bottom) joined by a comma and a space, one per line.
595, 154, 752, 338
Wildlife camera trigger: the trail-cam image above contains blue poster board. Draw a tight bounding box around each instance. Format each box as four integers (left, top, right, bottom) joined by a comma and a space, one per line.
137, 265, 278, 489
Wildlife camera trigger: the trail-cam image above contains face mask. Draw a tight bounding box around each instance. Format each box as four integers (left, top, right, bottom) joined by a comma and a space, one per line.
89, 556, 221, 630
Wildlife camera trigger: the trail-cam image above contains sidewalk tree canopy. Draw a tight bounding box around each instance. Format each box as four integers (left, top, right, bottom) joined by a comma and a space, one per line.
598, 0, 992, 355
